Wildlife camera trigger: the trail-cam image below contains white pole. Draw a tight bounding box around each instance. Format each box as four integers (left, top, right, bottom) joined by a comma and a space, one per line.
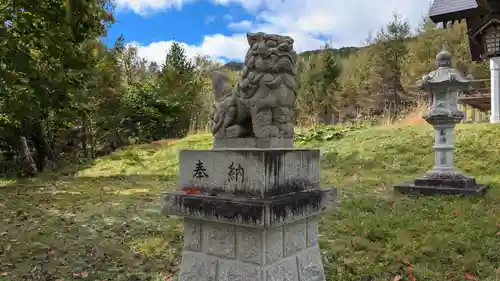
490, 57, 500, 123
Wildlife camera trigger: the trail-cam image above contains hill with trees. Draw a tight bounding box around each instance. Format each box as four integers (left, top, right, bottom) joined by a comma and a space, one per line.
0, 4, 490, 178
224, 45, 359, 71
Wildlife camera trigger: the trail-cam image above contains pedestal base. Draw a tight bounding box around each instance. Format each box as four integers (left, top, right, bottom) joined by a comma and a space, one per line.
177, 218, 326, 281
394, 182, 488, 196
394, 170, 488, 196
415, 171, 478, 189
163, 189, 337, 227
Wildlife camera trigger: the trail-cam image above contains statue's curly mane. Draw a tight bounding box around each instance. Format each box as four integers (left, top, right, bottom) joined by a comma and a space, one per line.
236, 33, 298, 100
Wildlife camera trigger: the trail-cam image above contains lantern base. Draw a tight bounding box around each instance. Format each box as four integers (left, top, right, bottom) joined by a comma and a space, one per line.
394, 182, 488, 196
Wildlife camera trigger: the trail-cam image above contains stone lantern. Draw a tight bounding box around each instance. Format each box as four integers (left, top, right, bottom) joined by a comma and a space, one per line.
394, 45, 487, 196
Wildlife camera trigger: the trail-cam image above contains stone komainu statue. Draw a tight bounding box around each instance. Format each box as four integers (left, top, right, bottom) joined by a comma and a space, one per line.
211, 32, 298, 139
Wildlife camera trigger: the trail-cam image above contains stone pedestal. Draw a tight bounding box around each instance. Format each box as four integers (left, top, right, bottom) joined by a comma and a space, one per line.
162, 146, 336, 281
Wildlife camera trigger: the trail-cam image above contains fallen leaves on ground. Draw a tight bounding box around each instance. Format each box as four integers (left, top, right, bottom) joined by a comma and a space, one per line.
406, 266, 417, 281
159, 271, 174, 281
72, 271, 89, 278
465, 272, 479, 281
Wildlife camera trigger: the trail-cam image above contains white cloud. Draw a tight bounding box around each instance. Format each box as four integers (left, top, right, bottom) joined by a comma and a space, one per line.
228, 20, 253, 31
127, 41, 198, 65
114, 0, 194, 15
205, 15, 216, 24
120, 0, 434, 62
213, 0, 266, 12
233, 0, 433, 47
128, 33, 248, 65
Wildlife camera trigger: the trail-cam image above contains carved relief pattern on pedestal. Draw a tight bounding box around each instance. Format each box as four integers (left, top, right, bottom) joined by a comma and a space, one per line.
218, 261, 261, 281
265, 227, 283, 264
178, 252, 217, 281
306, 217, 319, 247
237, 227, 262, 264
202, 223, 236, 258
284, 220, 306, 256
184, 219, 201, 251
297, 247, 326, 281
265, 258, 298, 281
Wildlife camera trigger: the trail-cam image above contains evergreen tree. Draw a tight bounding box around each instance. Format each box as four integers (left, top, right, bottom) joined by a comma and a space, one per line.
156, 42, 199, 137
371, 13, 411, 118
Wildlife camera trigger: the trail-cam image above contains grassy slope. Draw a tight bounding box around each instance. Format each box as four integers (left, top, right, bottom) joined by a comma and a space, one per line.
1, 125, 500, 281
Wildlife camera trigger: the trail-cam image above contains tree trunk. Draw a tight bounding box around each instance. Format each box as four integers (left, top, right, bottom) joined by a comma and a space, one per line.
32, 121, 55, 171
82, 117, 92, 159
324, 107, 333, 124
18, 136, 38, 177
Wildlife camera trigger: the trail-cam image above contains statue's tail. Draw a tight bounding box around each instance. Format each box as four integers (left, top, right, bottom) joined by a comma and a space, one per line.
212, 108, 224, 135
211, 70, 232, 102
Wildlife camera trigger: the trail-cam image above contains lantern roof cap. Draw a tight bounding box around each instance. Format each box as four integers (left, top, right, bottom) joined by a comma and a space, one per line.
436, 43, 453, 67
418, 45, 472, 89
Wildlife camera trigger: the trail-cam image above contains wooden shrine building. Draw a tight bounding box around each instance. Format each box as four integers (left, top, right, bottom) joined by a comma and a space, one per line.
429, 0, 500, 123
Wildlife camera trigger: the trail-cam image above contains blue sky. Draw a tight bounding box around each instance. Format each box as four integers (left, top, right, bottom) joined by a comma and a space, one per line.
107, 0, 433, 64
107, 2, 251, 50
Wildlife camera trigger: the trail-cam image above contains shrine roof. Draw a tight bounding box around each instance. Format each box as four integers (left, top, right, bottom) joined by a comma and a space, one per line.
429, 0, 489, 23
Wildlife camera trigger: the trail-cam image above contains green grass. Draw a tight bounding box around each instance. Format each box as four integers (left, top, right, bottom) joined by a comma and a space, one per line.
1, 125, 500, 281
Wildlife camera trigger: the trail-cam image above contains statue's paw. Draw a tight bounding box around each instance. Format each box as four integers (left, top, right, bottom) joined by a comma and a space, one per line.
213, 129, 225, 138
255, 125, 279, 138
226, 125, 248, 138
279, 124, 294, 138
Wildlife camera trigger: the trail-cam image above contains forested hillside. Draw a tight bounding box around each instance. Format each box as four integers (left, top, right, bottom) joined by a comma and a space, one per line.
0, 3, 489, 178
